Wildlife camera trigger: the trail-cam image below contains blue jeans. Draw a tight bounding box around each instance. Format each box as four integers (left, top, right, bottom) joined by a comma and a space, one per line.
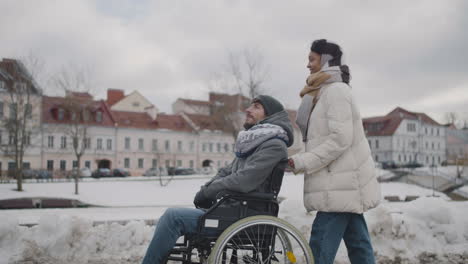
141, 207, 205, 264
309, 212, 375, 264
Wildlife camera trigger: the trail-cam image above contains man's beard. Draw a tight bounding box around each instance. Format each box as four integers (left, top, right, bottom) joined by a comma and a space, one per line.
243, 122, 254, 130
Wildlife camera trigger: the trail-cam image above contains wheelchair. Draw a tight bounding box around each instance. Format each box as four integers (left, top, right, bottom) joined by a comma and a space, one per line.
165, 160, 314, 264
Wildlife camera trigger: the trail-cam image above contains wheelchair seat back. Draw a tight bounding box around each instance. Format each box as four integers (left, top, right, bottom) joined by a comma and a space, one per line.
197, 159, 288, 238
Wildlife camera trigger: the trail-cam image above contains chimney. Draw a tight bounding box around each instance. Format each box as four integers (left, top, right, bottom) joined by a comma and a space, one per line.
107, 89, 125, 106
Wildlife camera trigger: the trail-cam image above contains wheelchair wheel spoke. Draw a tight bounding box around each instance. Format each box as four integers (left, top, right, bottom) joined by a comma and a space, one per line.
209, 216, 314, 264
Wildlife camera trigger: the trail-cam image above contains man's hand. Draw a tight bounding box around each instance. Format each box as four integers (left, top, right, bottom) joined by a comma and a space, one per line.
285, 158, 295, 172
193, 189, 214, 209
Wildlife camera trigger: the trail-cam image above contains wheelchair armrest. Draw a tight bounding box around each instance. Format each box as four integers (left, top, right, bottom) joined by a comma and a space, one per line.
216, 190, 277, 201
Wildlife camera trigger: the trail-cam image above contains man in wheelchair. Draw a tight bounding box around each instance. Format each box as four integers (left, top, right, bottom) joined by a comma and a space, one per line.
141, 95, 294, 264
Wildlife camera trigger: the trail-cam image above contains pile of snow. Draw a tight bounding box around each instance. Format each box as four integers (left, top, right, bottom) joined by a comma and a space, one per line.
1, 174, 468, 263
1, 198, 467, 264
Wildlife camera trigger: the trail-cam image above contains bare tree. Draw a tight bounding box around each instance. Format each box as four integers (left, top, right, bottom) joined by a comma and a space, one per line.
444, 112, 458, 126
52, 64, 94, 195
0, 59, 42, 191
208, 48, 270, 139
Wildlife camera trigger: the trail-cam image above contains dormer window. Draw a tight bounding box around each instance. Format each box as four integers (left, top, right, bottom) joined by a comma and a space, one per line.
132, 102, 140, 107
58, 108, 65, 121
95, 111, 103, 123
83, 109, 90, 122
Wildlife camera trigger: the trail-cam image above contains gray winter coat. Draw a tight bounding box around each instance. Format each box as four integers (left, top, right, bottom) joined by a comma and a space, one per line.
201, 110, 294, 199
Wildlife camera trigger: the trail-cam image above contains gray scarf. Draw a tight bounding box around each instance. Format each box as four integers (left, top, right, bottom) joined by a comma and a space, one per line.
234, 123, 289, 158
296, 65, 351, 142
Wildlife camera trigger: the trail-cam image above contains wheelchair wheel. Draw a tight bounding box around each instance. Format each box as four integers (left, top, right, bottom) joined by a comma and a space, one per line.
208, 215, 314, 264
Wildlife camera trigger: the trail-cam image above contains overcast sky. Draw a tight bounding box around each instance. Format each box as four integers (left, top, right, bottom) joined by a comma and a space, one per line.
1, 0, 467, 123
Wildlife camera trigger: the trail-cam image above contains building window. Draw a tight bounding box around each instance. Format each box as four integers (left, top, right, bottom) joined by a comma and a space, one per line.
25, 132, 31, 145
132, 102, 140, 107
407, 123, 416, 132
72, 160, 78, 168
10, 103, 17, 119
125, 137, 131, 150
83, 109, 90, 121
85, 161, 91, 169
25, 104, 32, 119
73, 138, 79, 149
0, 130, 2, 144
189, 160, 194, 168
58, 108, 65, 121
217, 143, 221, 152
209, 143, 213, 152
165, 140, 170, 152
178, 141, 182, 152
95, 111, 103, 122
97, 138, 103, 150
138, 158, 144, 169
46, 160, 54, 170
60, 160, 66, 171
437, 142, 440, 149
152, 139, 158, 151
124, 158, 130, 169
224, 143, 229, 152
176, 160, 182, 167
165, 160, 170, 168
71, 112, 77, 121
426, 156, 429, 163
432, 142, 434, 150
60, 136, 67, 149
0, 101, 3, 117
138, 138, 144, 151
202, 143, 206, 152
425, 142, 428, 149
0, 81, 4, 90
375, 155, 378, 162
438, 156, 441, 163
437, 128, 439, 136
431, 128, 434, 135
375, 139, 379, 149
152, 159, 158, 168
106, 139, 112, 150
47, 136, 54, 148
190, 141, 194, 152
368, 140, 371, 148
84, 138, 91, 149
8, 132, 14, 145
398, 154, 401, 162
217, 160, 221, 168
425, 127, 428, 134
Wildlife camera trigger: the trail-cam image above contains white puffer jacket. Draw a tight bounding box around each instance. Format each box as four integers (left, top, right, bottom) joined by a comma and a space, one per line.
291, 82, 381, 214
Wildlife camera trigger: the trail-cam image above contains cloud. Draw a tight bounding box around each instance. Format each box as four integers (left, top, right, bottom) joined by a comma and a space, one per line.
0, 0, 466, 122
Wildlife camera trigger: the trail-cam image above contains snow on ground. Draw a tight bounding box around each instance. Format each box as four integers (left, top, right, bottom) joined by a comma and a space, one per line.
1, 174, 468, 263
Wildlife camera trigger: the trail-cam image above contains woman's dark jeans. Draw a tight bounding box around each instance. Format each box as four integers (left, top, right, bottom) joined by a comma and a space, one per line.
309, 212, 376, 264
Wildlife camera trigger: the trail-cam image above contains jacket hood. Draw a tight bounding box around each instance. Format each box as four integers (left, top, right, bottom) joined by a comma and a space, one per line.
259, 110, 294, 147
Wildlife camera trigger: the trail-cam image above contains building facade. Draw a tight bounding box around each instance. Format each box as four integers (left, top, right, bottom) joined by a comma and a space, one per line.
363, 107, 446, 166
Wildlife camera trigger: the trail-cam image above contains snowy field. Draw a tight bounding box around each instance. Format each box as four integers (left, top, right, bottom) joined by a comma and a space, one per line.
1, 173, 467, 263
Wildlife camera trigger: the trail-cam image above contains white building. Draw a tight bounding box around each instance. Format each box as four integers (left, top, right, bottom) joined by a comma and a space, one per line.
363, 107, 446, 166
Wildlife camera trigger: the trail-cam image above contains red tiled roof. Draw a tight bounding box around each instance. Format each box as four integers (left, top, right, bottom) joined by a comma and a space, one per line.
387, 107, 440, 126
184, 113, 224, 131
363, 107, 442, 136
112, 111, 193, 132
154, 114, 193, 132
42, 96, 115, 126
